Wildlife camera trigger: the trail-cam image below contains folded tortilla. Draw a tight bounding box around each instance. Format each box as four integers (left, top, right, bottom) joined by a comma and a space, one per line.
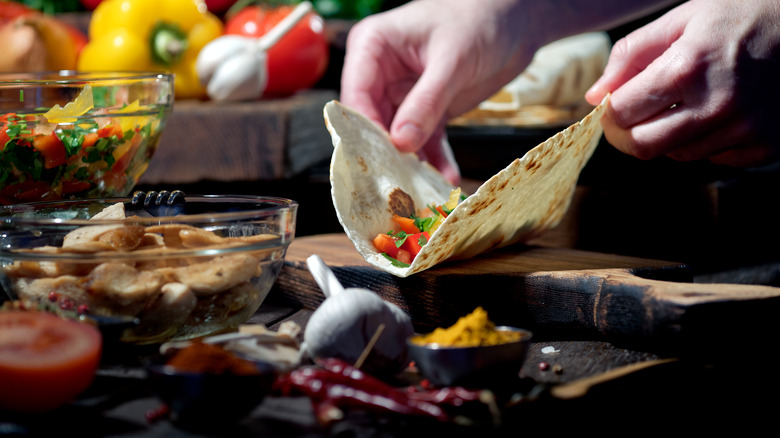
324, 96, 608, 277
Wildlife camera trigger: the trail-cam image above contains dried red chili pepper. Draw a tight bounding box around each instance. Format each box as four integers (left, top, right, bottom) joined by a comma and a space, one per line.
273, 358, 489, 423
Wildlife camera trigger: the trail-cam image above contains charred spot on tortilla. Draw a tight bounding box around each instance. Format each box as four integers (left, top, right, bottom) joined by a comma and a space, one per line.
468, 199, 491, 216
357, 156, 368, 172
525, 159, 541, 173
388, 188, 416, 218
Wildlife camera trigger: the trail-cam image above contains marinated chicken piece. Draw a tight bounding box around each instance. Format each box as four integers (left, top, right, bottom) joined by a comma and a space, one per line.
145, 224, 202, 248
86, 263, 164, 310
179, 227, 278, 247
96, 225, 147, 251
62, 224, 124, 251
138, 233, 165, 249
133, 282, 197, 340
388, 187, 416, 218
90, 202, 126, 220
3, 258, 98, 278
12, 276, 89, 307
62, 223, 144, 251
167, 254, 261, 296
4, 260, 59, 278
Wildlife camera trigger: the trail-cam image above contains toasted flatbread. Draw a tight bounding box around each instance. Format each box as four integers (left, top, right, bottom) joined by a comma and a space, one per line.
324, 96, 607, 277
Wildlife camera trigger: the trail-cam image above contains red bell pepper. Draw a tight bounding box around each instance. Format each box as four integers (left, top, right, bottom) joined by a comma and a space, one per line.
393, 214, 420, 234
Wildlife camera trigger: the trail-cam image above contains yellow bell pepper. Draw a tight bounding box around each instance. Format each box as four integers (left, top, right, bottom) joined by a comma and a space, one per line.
77, 0, 223, 99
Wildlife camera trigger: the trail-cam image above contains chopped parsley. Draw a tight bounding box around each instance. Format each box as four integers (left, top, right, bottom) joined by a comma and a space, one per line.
382, 253, 410, 268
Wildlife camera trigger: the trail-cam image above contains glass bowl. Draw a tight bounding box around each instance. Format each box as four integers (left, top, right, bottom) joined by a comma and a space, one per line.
0, 194, 297, 344
0, 71, 173, 205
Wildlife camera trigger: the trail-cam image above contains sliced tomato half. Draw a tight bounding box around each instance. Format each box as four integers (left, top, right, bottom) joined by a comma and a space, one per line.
0, 311, 102, 413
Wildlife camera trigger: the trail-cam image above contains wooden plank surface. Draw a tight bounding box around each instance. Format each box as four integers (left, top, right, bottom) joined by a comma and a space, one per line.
272, 233, 780, 356
140, 89, 337, 185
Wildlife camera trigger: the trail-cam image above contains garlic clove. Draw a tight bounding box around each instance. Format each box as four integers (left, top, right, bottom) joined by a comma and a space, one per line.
195, 35, 254, 86
306, 254, 345, 298
204, 45, 268, 102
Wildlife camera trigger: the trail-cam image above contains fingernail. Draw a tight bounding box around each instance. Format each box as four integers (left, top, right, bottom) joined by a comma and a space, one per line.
585, 82, 603, 105
394, 123, 423, 151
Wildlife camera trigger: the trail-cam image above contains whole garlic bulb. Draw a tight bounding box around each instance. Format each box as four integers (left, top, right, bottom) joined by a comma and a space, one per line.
302, 255, 414, 376
195, 1, 312, 101
195, 35, 267, 102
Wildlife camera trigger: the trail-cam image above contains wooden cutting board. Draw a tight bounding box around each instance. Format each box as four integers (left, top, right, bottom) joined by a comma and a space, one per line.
272, 233, 780, 355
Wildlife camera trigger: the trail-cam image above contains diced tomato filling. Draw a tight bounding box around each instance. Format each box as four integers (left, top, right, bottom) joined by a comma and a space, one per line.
372, 230, 429, 265
373, 233, 400, 258
371, 191, 464, 266
401, 231, 429, 260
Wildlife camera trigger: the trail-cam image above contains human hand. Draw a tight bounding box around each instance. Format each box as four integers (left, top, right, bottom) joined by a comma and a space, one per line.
586, 0, 780, 168
340, 0, 536, 184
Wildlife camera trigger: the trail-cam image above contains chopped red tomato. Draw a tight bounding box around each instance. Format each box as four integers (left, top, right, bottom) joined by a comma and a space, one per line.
0, 311, 102, 413
0, 128, 8, 150
0, 181, 54, 203
395, 249, 412, 265
373, 233, 400, 258
400, 231, 430, 260
32, 132, 67, 169
61, 180, 92, 194
373, 230, 428, 265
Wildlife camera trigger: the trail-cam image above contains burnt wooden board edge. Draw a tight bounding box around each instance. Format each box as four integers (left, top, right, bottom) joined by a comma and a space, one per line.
270, 234, 780, 355
270, 234, 689, 329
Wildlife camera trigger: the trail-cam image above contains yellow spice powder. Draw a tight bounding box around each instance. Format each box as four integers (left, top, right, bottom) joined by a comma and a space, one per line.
411, 306, 523, 347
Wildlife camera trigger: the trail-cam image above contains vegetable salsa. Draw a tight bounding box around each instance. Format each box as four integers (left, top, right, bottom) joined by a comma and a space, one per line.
373, 188, 465, 267
0, 86, 165, 205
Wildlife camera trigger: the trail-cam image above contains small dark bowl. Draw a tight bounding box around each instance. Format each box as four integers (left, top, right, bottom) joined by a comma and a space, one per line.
407, 326, 532, 387
145, 355, 277, 427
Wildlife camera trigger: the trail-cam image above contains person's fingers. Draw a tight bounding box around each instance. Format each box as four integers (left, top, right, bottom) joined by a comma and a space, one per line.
665, 118, 757, 162
340, 24, 385, 122
708, 143, 779, 168
389, 49, 462, 153
601, 100, 723, 160
603, 102, 777, 168
586, 4, 690, 115
416, 125, 461, 186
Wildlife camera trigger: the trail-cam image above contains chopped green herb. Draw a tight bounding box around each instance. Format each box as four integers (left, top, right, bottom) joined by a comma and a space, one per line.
382, 253, 410, 268
388, 230, 409, 247
413, 215, 435, 233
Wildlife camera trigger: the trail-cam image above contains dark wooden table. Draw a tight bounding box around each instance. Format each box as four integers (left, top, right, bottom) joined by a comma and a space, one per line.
2, 232, 779, 436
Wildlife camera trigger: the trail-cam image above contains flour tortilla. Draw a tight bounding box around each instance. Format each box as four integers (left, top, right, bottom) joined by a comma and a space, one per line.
451, 32, 611, 128
478, 32, 611, 111
324, 96, 608, 277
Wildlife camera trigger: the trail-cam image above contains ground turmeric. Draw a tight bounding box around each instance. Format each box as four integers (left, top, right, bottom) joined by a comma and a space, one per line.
411, 307, 524, 347
166, 340, 261, 375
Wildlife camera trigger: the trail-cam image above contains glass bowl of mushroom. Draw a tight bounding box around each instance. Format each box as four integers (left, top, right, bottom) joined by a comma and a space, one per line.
0, 193, 297, 344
